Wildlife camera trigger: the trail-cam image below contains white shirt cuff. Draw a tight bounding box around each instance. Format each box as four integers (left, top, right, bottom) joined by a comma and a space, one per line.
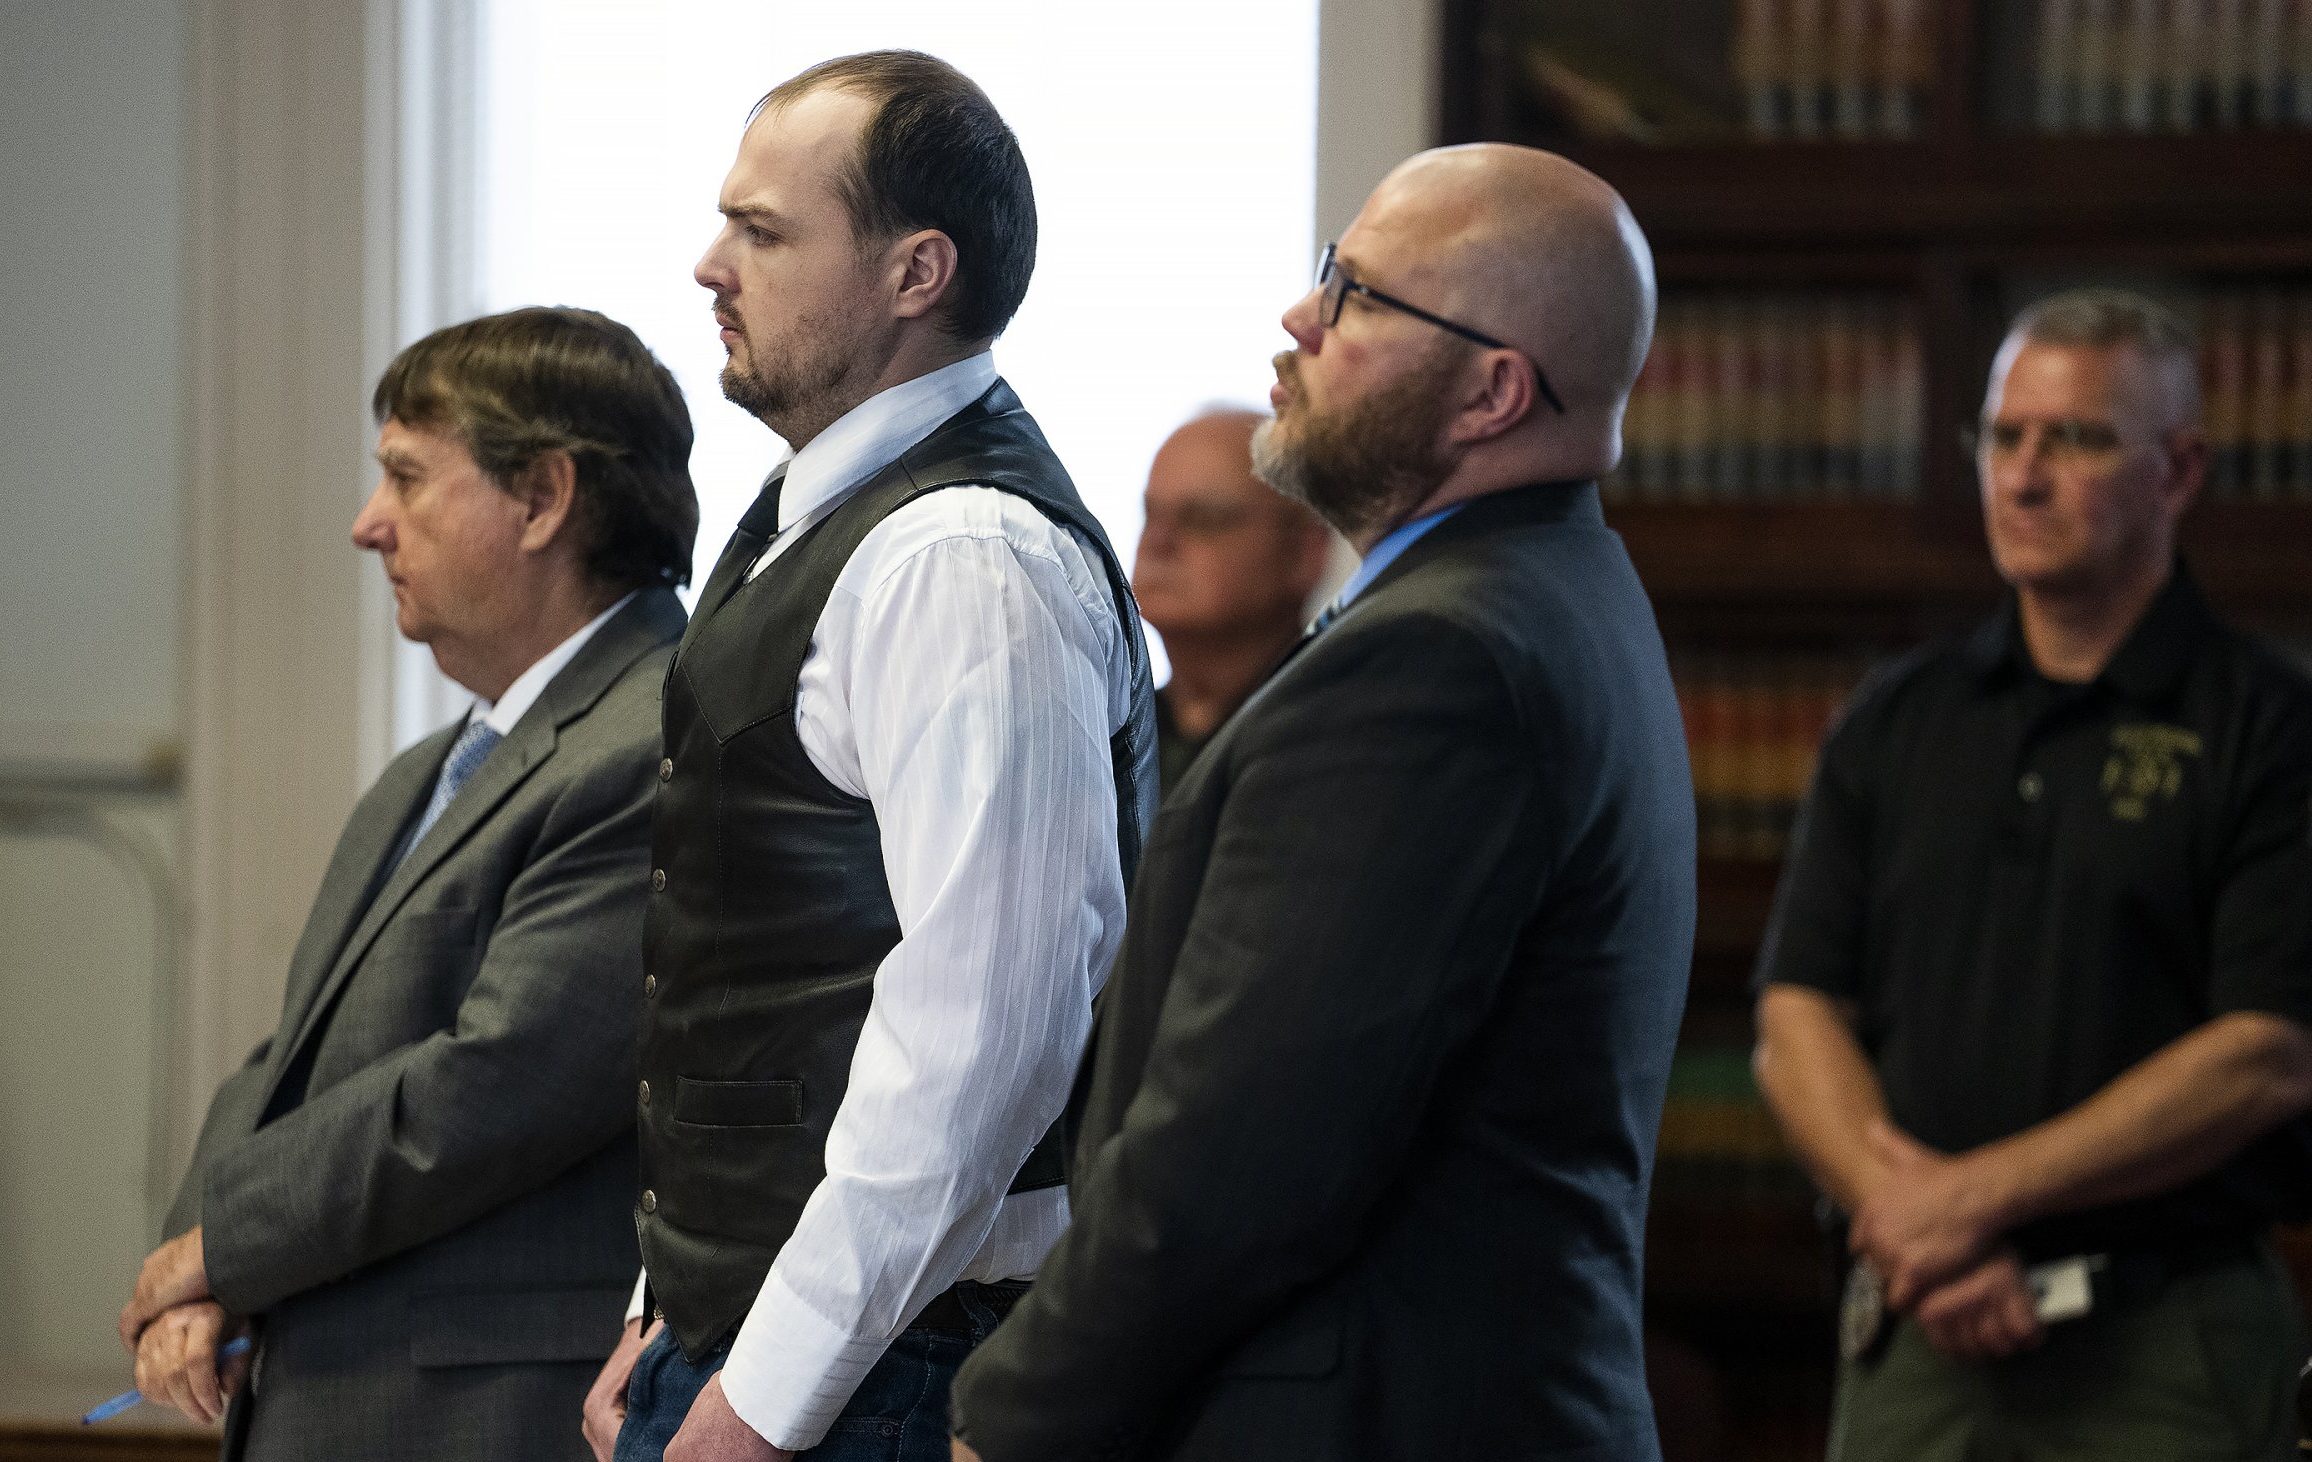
625, 1268, 647, 1325
719, 1271, 891, 1452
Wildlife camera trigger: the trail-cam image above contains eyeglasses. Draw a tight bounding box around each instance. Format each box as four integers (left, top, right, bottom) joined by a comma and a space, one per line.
1960, 417, 2127, 463
1313, 243, 1567, 416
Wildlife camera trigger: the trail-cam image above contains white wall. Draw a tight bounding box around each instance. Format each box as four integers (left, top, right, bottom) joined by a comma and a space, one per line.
0, 0, 189, 1376
1317, 0, 1440, 242
0, 2, 187, 778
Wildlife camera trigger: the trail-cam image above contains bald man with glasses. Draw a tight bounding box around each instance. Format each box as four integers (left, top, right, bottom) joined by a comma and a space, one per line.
1754, 288, 2312, 1461
948, 142, 1694, 1462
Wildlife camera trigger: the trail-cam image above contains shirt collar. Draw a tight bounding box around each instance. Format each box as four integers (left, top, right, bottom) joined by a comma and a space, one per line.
473, 590, 636, 735
1336, 504, 1465, 608
774, 352, 1000, 534
1966, 562, 2211, 706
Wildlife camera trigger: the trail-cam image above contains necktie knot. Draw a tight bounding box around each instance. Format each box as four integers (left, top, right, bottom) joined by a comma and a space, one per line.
395, 719, 502, 870
736, 468, 787, 541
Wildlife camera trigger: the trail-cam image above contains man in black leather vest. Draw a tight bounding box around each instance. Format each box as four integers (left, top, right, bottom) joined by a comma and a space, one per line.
583, 50, 1156, 1462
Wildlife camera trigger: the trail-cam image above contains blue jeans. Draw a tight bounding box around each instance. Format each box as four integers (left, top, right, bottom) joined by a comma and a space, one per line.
613, 1288, 1012, 1462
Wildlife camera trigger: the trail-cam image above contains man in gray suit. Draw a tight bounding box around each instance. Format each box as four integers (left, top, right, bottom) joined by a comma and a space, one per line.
116, 306, 699, 1462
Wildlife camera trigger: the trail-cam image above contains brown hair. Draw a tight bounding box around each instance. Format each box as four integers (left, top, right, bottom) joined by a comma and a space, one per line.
373, 306, 699, 589
756, 51, 1036, 344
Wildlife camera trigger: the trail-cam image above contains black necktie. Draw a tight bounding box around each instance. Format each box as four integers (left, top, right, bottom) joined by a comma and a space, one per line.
736, 467, 785, 541
696, 468, 787, 616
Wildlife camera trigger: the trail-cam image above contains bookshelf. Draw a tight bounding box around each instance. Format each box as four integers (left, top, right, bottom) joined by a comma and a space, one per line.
1444, 3, 2312, 1458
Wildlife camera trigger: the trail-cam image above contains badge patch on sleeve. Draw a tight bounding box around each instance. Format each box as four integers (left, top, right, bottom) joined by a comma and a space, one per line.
2100, 723, 2202, 821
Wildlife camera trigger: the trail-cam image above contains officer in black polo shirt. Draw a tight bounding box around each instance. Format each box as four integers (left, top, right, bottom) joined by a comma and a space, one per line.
1754, 287, 2312, 1461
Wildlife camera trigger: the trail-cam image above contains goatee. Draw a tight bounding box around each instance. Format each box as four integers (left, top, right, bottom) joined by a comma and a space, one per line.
1252, 344, 1464, 542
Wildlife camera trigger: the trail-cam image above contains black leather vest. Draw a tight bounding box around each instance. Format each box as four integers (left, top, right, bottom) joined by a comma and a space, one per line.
639, 382, 1157, 1356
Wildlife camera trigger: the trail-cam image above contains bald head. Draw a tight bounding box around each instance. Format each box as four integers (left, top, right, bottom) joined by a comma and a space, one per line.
1363, 145, 1656, 423
1137, 407, 1330, 649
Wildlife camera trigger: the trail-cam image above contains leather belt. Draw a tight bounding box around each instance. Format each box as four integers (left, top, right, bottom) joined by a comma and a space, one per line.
911, 1279, 1030, 1336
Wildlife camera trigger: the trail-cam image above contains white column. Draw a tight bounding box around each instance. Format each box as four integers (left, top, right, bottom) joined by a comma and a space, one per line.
176, 0, 397, 1177
1315, 0, 1441, 240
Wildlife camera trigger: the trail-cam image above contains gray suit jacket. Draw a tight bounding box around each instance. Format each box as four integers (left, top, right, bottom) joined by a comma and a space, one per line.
165, 589, 684, 1462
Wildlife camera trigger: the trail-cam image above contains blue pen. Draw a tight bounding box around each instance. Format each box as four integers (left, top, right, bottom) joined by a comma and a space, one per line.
82, 1335, 254, 1424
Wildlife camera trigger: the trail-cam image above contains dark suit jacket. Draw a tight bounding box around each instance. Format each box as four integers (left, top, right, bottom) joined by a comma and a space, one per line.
950, 485, 1696, 1462
165, 589, 684, 1462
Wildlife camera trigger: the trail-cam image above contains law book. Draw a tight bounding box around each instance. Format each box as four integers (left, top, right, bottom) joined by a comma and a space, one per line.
2287, 294, 2312, 498
1789, 0, 1829, 137
1737, 0, 1788, 137
2201, 292, 2248, 499
1833, 0, 1875, 136
2214, 0, 2251, 126
2122, 0, 2163, 129
2066, 0, 2109, 129
2040, 0, 2082, 129
2247, 290, 2290, 500
2162, 0, 2205, 130
2295, 0, 2312, 125
1819, 299, 1864, 497
1879, 0, 1933, 136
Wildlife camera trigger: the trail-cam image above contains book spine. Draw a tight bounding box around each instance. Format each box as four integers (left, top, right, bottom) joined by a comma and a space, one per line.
1737, 0, 1788, 137
2202, 291, 2247, 500
2123, 0, 2163, 129
1889, 302, 1924, 499
2249, 289, 2288, 500
2251, 0, 2290, 123
1674, 305, 1715, 504
1879, 0, 1930, 137
1791, 0, 1828, 137
1619, 330, 1664, 502
1833, 0, 1874, 137
2078, 0, 2119, 130
2295, 0, 2312, 125
1819, 298, 1861, 498
2162, 0, 2205, 130
2040, 0, 2082, 130
2214, 0, 2250, 126
2288, 292, 2312, 500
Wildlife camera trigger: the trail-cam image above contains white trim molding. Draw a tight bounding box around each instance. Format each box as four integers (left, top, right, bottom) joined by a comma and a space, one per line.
177, 0, 474, 1181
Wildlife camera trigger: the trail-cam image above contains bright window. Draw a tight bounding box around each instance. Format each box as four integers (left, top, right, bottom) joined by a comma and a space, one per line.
475, 0, 1319, 612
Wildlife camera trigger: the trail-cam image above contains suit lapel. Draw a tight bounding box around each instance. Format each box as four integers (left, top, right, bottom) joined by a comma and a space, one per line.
270, 710, 556, 1079
265, 731, 449, 1059
262, 589, 686, 1103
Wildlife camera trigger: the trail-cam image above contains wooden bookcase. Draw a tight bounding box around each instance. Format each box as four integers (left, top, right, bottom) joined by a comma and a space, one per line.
1441, 3, 2312, 1458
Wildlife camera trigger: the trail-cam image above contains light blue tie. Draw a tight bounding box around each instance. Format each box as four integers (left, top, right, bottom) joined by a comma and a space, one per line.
397, 719, 502, 867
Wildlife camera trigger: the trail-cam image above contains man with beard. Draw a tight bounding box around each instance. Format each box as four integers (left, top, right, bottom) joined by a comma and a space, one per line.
946, 143, 1696, 1462
579, 51, 1155, 1462
1132, 408, 1334, 790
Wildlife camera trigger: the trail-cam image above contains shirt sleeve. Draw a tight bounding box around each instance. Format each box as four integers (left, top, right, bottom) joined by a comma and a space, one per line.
717, 502, 1125, 1451
2206, 681, 2312, 1026
1753, 673, 1884, 1001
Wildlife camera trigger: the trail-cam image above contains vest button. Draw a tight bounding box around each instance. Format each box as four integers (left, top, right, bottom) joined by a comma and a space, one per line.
639, 1079, 651, 1105
651, 868, 666, 891
644, 974, 657, 997
659, 757, 673, 782
2018, 771, 2044, 803
640, 1189, 658, 1214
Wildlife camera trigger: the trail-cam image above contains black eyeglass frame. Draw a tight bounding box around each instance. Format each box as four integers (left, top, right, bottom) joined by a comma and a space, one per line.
1314, 243, 1567, 416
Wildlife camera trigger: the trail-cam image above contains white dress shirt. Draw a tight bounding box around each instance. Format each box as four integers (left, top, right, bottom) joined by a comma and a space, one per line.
630, 353, 1136, 1451
469, 589, 637, 734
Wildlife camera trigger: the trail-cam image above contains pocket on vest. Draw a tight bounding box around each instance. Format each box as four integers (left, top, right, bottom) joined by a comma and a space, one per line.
672, 1076, 805, 1128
